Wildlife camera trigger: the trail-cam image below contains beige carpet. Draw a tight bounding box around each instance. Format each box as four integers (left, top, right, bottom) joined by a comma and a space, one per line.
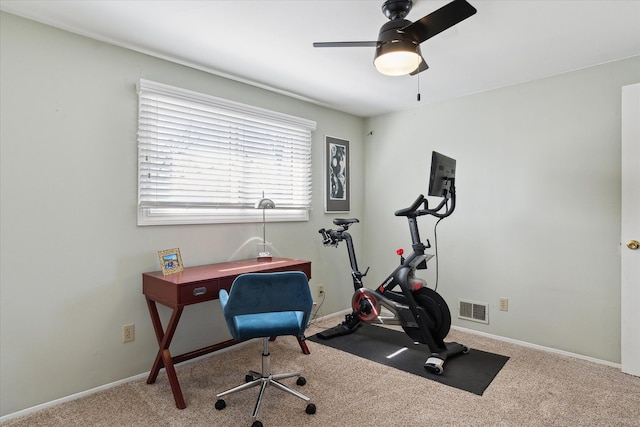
3, 316, 640, 427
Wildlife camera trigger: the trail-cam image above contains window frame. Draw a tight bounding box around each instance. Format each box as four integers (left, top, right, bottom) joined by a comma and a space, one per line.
136, 79, 316, 226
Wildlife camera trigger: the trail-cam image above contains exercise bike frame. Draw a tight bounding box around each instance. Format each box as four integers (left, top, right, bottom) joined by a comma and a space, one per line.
318, 181, 468, 373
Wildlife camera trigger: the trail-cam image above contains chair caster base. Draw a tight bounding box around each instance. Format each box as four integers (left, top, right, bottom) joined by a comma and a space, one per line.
215, 399, 226, 410
296, 376, 306, 386
305, 403, 316, 414
251, 421, 263, 427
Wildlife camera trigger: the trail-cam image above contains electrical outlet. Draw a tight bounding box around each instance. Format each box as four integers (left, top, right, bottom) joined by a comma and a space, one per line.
499, 298, 509, 312
317, 284, 325, 297
123, 323, 135, 343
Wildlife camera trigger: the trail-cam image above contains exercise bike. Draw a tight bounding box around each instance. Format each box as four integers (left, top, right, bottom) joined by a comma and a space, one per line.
317, 153, 468, 374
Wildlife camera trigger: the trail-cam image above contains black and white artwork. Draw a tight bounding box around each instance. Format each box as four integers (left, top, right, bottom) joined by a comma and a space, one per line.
325, 136, 350, 212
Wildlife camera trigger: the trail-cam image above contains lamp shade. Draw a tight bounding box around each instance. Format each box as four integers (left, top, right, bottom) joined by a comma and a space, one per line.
374, 40, 422, 76
373, 19, 422, 76
255, 198, 275, 209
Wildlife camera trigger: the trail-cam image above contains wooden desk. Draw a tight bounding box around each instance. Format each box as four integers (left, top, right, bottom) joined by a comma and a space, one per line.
142, 257, 312, 409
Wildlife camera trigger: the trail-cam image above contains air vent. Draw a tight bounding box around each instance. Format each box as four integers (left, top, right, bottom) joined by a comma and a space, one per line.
458, 300, 489, 324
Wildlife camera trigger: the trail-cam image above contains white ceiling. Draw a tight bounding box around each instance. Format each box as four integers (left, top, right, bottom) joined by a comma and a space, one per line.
1, 0, 639, 117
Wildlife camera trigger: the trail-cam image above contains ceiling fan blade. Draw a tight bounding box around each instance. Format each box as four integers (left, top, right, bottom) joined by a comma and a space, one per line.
313, 41, 378, 48
410, 57, 429, 76
402, 0, 477, 44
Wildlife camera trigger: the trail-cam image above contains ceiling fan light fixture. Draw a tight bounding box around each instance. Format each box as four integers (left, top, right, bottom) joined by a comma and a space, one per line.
313, 0, 477, 77
374, 40, 422, 76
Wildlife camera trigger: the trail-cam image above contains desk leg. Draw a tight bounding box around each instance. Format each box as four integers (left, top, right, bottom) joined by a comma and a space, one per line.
145, 298, 186, 409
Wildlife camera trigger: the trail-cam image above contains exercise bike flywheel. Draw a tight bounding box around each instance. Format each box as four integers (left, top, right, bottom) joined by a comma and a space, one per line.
351, 288, 381, 322
402, 287, 451, 344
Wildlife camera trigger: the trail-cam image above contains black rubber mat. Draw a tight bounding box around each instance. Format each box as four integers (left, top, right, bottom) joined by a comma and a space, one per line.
308, 323, 509, 395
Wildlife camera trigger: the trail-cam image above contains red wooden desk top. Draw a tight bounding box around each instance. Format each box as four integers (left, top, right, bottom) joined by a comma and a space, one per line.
143, 257, 311, 284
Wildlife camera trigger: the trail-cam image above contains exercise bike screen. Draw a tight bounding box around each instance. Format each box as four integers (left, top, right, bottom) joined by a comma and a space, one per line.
428, 151, 456, 198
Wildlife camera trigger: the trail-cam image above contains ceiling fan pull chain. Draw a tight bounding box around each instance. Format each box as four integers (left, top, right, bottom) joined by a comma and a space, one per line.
417, 74, 421, 102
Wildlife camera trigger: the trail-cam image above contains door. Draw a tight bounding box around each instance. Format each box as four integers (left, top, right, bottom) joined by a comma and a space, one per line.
621, 83, 640, 377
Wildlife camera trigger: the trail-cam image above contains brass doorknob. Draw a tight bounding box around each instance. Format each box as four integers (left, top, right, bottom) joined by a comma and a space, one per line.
628, 240, 640, 250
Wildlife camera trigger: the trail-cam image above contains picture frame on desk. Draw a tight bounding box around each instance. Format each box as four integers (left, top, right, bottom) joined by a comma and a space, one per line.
158, 248, 184, 275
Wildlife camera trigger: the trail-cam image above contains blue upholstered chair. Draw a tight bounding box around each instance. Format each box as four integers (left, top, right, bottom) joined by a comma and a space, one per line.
214, 271, 316, 426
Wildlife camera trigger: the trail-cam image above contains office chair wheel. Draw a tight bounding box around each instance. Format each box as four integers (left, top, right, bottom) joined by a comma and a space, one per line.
245, 374, 254, 382
296, 376, 307, 386
251, 421, 263, 427
214, 399, 226, 410
305, 403, 317, 414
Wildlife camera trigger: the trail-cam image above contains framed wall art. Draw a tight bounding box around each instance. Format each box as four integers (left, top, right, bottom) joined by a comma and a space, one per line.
158, 248, 184, 275
324, 136, 350, 212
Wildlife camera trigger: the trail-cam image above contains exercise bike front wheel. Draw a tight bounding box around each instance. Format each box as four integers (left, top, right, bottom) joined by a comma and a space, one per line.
402, 287, 451, 344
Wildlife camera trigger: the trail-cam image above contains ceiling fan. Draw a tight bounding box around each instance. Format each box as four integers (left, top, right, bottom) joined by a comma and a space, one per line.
313, 0, 477, 76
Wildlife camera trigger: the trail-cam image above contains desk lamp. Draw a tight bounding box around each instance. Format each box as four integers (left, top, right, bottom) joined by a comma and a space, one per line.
255, 195, 275, 261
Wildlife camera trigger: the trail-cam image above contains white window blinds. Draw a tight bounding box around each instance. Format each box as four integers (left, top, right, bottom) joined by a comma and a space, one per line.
137, 79, 316, 224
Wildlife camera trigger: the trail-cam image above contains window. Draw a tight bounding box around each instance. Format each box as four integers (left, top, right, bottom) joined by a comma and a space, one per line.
137, 79, 316, 225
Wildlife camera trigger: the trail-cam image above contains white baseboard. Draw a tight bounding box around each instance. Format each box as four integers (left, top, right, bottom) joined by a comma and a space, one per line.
2, 315, 620, 422
0, 341, 252, 423
451, 325, 621, 369
311, 309, 621, 368
0, 372, 146, 423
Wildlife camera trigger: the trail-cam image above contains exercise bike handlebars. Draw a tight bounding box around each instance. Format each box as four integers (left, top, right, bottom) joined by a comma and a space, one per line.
394, 179, 456, 220
393, 194, 426, 217
319, 182, 455, 249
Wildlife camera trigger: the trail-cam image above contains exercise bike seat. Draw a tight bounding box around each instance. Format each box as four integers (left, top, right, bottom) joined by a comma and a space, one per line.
333, 218, 359, 226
